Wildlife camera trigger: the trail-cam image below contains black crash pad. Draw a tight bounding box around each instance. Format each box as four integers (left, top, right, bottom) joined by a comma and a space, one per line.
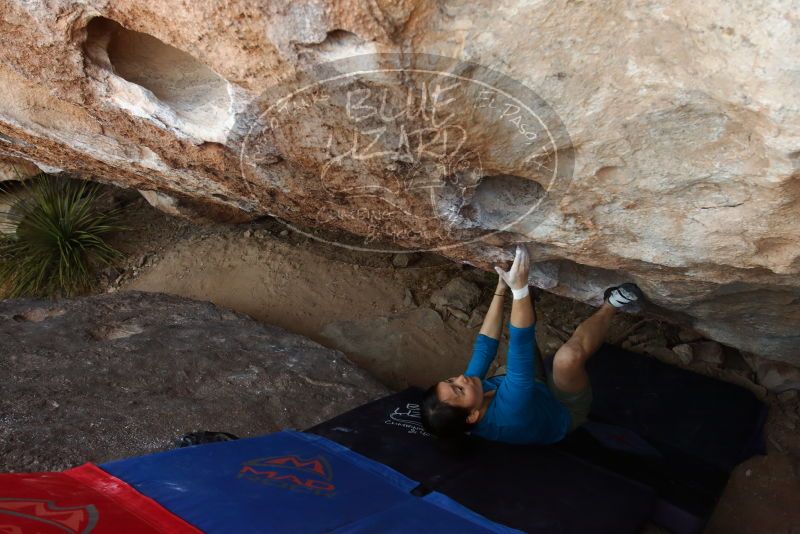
308, 343, 766, 534
308, 387, 656, 534
552, 343, 767, 532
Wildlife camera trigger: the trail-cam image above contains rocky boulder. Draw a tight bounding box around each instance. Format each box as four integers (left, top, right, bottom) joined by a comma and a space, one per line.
0, 291, 388, 472
0, 1, 798, 364
0, 156, 39, 182
430, 277, 482, 321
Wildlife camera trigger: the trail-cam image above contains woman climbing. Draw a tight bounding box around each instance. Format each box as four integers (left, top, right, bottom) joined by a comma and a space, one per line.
421, 244, 644, 445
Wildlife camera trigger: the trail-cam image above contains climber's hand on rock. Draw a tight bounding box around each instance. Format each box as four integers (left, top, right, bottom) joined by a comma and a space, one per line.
496, 273, 508, 293
494, 244, 530, 290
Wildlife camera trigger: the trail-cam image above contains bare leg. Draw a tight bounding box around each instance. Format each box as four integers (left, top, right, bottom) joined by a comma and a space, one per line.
551, 303, 616, 393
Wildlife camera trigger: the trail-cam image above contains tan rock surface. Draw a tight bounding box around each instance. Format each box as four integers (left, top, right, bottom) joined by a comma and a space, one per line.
0, 157, 39, 182
0, 1, 798, 363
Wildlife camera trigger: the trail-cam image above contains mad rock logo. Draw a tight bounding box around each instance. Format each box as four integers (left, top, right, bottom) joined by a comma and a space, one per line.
240, 53, 573, 254
0, 499, 98, 534
238, 455, 336, 497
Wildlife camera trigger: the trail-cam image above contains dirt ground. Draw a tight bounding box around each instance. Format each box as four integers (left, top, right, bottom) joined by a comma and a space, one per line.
108, 191, 676, 390
8, 187, 800, 532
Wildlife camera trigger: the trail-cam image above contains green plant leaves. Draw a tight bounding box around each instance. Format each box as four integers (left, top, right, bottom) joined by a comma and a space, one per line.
0, 174, 124, 298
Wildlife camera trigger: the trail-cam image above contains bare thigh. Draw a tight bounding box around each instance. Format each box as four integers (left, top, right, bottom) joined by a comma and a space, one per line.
551, 341, 590, 394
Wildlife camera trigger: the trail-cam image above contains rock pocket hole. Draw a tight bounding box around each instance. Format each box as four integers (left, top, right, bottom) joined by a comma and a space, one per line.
84, 17, 232, 142
323, 29, 360, 46
299, 28, 374, 62
460, 174, 547, 230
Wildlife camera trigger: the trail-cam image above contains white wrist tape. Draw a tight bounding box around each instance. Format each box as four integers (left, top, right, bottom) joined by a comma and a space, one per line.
511, 285, 529, 300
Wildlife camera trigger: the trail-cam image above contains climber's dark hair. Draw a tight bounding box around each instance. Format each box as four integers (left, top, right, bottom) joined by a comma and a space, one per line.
421, 382, 475, 440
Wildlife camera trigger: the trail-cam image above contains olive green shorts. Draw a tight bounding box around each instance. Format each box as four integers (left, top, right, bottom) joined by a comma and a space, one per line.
545, 370, 593, 432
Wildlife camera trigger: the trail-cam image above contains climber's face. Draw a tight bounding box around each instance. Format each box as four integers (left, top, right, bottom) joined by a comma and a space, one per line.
436, 374, 483, 413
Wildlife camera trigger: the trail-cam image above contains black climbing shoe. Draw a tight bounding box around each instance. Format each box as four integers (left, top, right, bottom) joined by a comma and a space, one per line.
175, 431, 240, 448
604, 283, 644, 312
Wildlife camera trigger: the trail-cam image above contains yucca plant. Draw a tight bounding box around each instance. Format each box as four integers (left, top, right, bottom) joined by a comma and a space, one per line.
0, 174, 124, 298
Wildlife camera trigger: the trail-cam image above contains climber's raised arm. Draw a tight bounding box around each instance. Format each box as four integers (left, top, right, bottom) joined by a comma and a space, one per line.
495, 245, 535, 329
479, 275, 507, 340
496, 245, 537, 389
465, 272, 508, 378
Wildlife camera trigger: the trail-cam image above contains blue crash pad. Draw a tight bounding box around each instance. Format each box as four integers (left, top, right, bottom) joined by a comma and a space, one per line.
101, 430, 519, 533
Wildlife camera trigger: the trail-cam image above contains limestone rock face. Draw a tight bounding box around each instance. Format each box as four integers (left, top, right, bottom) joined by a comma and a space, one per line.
0, 291, 388, 471
0, 1, 798, 363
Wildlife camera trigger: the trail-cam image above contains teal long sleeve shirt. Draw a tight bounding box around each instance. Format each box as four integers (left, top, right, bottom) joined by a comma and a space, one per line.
465, 322, 571, 445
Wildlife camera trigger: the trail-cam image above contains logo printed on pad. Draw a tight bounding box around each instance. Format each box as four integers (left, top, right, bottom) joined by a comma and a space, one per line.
384, 403, 430, 436
0, 499, 98, 534
238, 455, 336, 497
